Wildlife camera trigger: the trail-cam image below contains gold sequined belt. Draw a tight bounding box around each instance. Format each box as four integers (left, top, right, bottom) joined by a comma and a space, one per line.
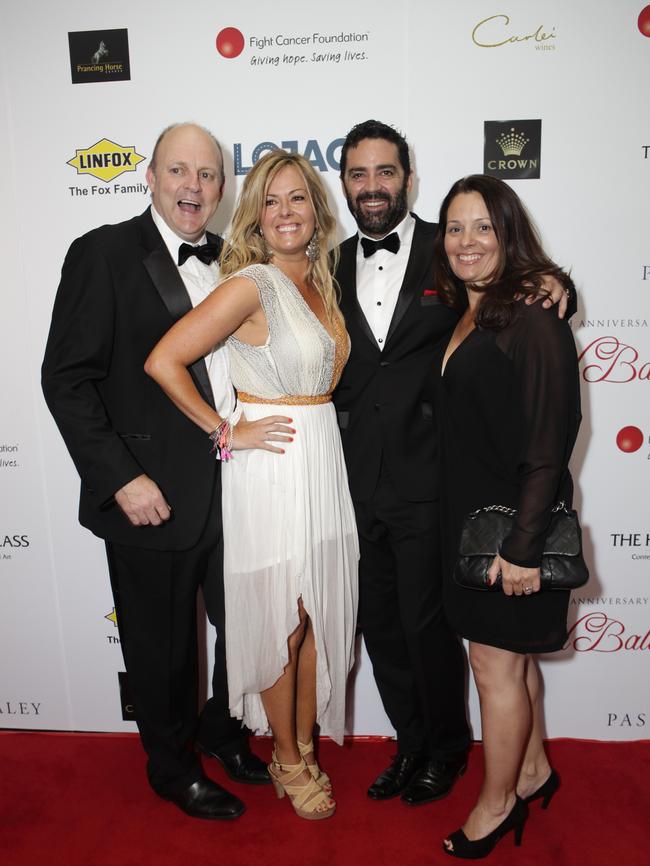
237, 391, 332, 406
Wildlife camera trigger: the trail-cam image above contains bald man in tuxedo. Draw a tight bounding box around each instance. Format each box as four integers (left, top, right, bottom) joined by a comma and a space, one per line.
42, 123, 274, 819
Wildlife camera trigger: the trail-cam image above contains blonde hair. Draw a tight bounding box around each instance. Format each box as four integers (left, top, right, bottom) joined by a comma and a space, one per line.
220, 150, 341, 320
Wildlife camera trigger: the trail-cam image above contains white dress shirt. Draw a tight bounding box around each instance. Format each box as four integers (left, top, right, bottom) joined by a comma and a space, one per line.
355, 213, 415, 350
150, 206, 235, 417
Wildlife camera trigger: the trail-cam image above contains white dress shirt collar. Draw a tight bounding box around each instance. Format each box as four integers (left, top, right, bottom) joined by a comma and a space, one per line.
355, 213, 415, 350
150, 205, 208, 265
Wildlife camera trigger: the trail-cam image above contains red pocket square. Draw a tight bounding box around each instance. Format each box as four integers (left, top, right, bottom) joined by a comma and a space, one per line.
423, 289, 438, 296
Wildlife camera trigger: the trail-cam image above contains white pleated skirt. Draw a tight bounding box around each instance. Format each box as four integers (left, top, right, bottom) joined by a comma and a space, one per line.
221, 400, 359, 744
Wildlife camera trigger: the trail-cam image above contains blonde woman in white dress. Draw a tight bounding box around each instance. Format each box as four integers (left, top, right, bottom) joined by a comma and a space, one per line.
146, 150, 359, 820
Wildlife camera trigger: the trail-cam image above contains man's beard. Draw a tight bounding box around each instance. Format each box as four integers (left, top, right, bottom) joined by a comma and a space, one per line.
346, 180, 409, 237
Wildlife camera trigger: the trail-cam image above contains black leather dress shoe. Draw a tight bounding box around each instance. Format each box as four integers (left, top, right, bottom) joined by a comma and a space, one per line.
367, 754, 424, 800
164, 777, 245, 820
197, 743, 271, 785
400, 755, 467, 805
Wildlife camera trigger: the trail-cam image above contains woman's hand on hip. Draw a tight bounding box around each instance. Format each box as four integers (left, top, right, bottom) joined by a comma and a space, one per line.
487, 554, 541, 596
232, 415, 295, 453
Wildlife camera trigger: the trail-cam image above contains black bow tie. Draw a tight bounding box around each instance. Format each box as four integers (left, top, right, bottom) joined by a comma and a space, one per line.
360, 232, 400, 258
178, 241, 221, 267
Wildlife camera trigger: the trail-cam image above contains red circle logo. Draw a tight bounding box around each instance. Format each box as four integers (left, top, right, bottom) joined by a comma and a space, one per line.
216, 27, 245, 58
639, 6, 650, 36
616, 426, 644, 453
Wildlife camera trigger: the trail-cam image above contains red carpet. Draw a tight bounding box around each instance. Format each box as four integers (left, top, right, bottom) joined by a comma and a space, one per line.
1, 733, 648, 866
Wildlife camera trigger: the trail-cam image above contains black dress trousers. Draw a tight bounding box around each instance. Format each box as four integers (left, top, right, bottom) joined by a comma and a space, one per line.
354, 462, 470, 759
105, 481, 245, 796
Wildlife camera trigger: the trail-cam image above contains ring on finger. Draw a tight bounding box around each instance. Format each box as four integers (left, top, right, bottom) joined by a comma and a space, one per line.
523, 585, 533, 595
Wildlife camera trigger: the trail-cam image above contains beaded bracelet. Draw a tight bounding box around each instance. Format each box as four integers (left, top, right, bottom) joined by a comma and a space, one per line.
208, 419, 234, 462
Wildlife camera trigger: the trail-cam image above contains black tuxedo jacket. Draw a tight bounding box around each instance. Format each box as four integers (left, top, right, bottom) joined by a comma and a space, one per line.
42, 208, 223, 550
333, 214, 459, 503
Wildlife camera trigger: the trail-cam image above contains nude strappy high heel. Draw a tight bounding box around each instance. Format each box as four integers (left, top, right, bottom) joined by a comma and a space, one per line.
298, 739, 332, 795
268, 751, 336, 820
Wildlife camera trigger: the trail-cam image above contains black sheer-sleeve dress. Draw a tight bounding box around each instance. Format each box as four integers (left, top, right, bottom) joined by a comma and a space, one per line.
434, 299, 582, 654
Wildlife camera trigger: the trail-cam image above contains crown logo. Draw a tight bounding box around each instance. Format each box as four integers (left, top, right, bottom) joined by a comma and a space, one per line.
496, 128, 529, 156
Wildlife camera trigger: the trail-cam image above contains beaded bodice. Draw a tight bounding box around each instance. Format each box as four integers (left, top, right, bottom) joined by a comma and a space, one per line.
227, 264, 349, 402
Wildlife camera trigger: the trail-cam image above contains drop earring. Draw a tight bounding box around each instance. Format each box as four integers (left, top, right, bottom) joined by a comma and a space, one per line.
306, 230, 319, 263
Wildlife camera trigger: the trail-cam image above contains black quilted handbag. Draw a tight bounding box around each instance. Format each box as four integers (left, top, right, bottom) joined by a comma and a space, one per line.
453, 502, 589, 591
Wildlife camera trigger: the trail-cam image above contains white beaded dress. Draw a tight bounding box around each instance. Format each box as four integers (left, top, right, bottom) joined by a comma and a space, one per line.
222, 264, 359, 744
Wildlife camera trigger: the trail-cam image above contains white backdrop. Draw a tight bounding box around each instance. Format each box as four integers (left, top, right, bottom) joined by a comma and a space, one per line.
1, 0, 648, 740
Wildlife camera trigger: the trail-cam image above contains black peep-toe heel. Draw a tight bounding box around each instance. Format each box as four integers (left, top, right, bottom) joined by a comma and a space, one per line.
523, 768, 560, 809
443, 796, 528, 859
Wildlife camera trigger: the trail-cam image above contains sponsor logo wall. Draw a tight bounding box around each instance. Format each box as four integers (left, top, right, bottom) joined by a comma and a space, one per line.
0, 0, 647, 740
68, 29, 131, 84
483, 119, 542, 179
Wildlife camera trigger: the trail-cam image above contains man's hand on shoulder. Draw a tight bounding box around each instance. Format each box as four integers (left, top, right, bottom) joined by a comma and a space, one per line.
525, 274, 570, 318
114, 474, 171, 527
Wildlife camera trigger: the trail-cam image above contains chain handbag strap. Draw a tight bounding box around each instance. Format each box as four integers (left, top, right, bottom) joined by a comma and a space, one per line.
468, 504, 516, 518
468, 501, 568, 519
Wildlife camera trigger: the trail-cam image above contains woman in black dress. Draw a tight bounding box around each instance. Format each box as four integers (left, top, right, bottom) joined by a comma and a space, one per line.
431, 175, 581, 858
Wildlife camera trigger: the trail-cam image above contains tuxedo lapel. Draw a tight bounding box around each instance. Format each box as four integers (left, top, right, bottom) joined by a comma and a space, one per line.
139, 210, 216, 408
385, 216, 435, 347
143, 245, 193, 320
338, 236, 377, 349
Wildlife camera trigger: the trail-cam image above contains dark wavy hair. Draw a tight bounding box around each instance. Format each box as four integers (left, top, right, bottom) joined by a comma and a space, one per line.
432, 175, 573, 331
339, 119, 411, 178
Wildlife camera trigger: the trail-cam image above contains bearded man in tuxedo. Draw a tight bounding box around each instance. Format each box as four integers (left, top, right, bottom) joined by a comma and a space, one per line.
42, 123, 277, 819
333, 119, 570, 806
